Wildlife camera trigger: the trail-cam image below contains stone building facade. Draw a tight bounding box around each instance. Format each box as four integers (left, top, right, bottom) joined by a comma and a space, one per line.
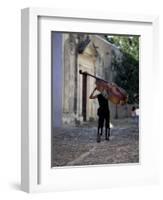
52, 33, 130, 127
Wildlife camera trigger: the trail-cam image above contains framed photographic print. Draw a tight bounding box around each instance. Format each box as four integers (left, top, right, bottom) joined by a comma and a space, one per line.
21, 8, 159, 193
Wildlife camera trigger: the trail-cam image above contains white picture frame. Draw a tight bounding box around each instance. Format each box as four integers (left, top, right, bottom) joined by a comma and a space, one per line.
21, 7, 159, 193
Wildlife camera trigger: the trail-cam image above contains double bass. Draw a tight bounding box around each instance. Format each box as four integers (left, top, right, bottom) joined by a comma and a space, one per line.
79, 70, 128, 105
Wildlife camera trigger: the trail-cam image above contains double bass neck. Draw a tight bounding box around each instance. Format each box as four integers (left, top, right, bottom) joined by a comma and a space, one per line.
79, 70, 108, 83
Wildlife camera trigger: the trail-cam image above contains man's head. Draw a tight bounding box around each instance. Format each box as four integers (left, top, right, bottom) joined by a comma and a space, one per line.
95, 79, 105, 92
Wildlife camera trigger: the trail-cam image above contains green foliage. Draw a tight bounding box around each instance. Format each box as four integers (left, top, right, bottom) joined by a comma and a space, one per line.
106, 35, 139, 104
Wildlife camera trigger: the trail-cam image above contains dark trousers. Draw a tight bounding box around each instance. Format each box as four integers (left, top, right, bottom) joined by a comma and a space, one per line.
97, 109, 110, 142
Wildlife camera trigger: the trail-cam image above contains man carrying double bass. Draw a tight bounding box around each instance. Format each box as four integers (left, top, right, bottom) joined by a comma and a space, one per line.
80, 70, 128, 143
89, 80, 110, 143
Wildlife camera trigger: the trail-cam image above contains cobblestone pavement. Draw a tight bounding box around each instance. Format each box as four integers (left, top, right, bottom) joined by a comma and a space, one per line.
52, 118, 139, 167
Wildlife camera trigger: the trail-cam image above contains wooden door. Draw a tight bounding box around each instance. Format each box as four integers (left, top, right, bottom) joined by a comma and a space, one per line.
82, 74, 87, 121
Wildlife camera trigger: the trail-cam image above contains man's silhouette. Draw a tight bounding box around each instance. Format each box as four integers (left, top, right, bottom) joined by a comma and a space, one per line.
89, 87, 110, 143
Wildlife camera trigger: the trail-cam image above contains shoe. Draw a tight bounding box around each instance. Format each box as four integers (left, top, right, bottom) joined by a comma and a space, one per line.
105, 137, 110, 141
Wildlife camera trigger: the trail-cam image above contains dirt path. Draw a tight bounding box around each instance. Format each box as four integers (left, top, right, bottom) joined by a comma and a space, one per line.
52, 118, 139, 167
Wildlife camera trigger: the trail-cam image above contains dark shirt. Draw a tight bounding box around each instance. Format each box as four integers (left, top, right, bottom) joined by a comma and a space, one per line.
97, 94, 109, 116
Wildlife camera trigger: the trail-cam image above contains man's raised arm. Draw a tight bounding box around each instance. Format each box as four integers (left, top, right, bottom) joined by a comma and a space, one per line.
89, 87, 98, 99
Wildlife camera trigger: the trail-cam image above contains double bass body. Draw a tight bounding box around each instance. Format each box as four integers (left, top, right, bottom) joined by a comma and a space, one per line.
79, 70, 128, 105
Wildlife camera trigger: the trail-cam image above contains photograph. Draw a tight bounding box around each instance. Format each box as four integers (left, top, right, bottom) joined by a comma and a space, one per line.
51, 32, 139, 167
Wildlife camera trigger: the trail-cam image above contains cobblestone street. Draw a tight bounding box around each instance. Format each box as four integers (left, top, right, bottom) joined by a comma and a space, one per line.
52, 118, 139, 167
